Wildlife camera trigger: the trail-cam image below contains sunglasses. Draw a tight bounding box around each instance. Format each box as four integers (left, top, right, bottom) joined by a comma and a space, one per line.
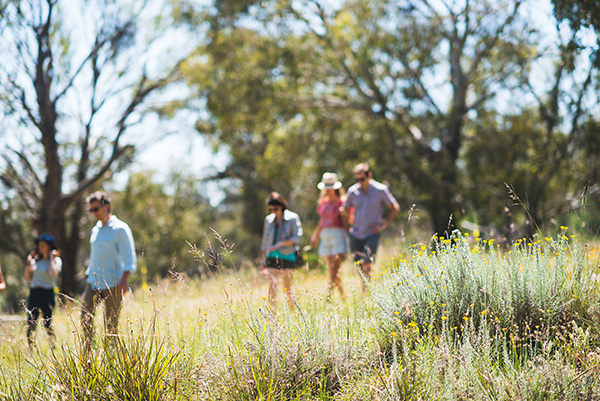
356, 177, 367, 182
268, 207, 280, 213
88, 206, 102, 213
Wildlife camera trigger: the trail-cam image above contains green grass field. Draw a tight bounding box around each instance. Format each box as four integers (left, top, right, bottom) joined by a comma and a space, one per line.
1, 230, 599, 400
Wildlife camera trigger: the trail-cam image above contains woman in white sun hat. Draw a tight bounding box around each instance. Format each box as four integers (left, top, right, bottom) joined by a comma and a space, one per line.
310, 172, 349, 300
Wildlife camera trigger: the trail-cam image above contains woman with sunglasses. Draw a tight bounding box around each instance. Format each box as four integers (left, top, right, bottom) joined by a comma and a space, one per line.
260, 192, 303, 309
24, 232, 62, 346
310, 172, 349, 300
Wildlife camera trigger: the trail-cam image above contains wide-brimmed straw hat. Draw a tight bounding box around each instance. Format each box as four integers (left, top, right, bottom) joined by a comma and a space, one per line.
317, 172, 343, 190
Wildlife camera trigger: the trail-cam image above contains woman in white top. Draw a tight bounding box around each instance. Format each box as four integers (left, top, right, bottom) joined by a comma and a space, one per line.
24, 233, 62, 346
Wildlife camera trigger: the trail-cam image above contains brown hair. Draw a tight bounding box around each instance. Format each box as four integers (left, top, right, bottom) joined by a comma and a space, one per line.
352, 162, 370, 175
266, 192, 289, 211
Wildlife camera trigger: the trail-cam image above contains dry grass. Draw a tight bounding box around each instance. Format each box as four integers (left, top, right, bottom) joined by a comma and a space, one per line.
0, 233, 599, 400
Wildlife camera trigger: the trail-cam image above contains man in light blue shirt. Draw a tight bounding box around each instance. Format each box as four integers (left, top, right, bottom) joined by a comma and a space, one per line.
81, 191, 136, 343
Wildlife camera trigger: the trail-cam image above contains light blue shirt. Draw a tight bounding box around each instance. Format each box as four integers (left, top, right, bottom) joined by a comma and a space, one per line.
86, 215, 137, 290
30, 257, 62, 289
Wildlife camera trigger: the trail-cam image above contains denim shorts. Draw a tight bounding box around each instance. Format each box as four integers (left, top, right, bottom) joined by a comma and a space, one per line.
318, 227, 349, 257
349, 233, 381, 263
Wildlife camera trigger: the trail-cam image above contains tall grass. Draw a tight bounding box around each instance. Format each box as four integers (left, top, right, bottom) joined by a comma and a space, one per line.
0, 230, 599, 400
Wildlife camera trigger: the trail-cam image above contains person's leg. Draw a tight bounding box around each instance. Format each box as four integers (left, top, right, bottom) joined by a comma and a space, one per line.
350, 234, 370, 292
359, 234, 381, 290
81, 284, 98, 345
40, 290, 56, 342
26, 291, 40, 347
103, 287, 123, 336
349, 234, 366, 266
328, 254, 345, 299
327, 229, 347, 299
281, 269, 294, 310
326, 255, 340, 300
264, 267, 280, 307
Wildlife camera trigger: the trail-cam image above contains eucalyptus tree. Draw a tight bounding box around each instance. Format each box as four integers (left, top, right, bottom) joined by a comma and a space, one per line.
183, 0, 536, 240
464, 17, 600, 238
0, 0, 186, 294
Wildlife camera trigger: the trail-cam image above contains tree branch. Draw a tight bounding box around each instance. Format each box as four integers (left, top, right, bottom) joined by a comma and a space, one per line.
62, 64, 181, 205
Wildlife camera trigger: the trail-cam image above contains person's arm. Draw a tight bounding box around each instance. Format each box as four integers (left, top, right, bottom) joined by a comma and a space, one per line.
374, 188, 400, 233
268, 214, 302, 252
380, 201, 400, 231
0, 267, 5, 291
116, 226, 136, 296
337, 198, 350, 231
310, 220, 322, 248
24, 252, 35, 281
47, 251, 60, 278
118, 271, 131, 296
259, 217, 270, 270
339, 194, 352, 217
259, 251, 267, 270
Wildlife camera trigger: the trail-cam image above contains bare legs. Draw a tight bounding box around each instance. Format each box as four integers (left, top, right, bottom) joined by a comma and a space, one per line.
326, 254, 345, 300
264, 268, 295, 310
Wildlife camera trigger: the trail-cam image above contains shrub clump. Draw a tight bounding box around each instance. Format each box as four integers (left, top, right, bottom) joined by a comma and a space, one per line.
371, 229, 599, 350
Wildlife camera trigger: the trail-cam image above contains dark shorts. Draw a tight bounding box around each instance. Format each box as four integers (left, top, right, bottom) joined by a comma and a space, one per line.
27, 287, 56, 327
350, 233, 381, 263
265, 256, 299, 270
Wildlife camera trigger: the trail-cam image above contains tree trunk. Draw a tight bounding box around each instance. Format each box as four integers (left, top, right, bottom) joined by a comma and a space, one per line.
427, 179, 456, 238
60, 202, 84, 296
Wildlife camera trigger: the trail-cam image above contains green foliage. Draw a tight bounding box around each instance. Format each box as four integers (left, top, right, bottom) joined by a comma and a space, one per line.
552, 0, 600, 33
0, 316, 186, 400
113, 171, 217, 279
181, 0, 600, 247
48, 330, 183, 400
371, 229, 599, 355
0, 189, 35, 312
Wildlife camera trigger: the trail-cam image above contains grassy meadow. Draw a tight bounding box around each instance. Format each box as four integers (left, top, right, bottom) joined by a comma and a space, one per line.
1, 229, 600, 400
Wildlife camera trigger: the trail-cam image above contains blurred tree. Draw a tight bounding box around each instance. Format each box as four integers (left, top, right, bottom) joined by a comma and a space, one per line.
183, 0, 537, 242
0, 0, 186, 295
552, 0, 600, 73
552, 0, 600, 34
464, 19, 599, 239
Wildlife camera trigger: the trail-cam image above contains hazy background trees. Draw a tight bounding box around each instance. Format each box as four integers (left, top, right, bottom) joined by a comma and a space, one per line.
181, 0, 599, 238
0, 0, 598, 311
0, 0, 189, 308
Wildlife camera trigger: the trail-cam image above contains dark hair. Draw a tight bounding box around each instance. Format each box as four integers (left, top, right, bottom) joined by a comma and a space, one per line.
86, 191, 111, 209
266, 192, 289, 211
35, 232, 57, 250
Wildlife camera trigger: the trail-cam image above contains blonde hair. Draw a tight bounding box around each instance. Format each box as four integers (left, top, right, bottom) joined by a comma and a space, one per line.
319, 187, 345, 200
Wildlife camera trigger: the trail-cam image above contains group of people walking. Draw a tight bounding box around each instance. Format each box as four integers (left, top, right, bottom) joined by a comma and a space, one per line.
4, 162, 398, 345
9, 191, 136, 347
260, 162, 399, 308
